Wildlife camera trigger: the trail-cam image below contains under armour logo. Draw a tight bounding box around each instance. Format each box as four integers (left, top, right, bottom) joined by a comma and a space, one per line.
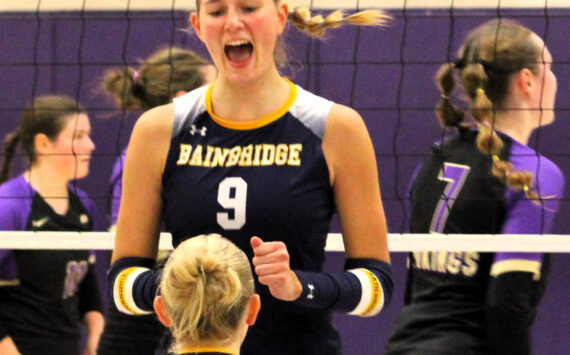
190, 125, 207, 136
307, 284, 315, 300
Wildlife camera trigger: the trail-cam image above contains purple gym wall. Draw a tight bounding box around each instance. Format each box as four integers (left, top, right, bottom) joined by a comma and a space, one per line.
1, 8, 569, 354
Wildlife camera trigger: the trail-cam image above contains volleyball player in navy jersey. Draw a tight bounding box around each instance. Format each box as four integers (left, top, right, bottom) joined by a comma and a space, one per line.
385, 19, 565, 355
108, 1, 394, 354
153, 234, 260, 355
98, 47, 216, 355
0, 96, 103, 355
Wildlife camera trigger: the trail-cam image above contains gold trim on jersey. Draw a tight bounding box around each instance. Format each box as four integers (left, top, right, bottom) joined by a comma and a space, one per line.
0, 279, 20, 286
490, 259, 542, 280
205, 78, 298, 130
178, 347, 235, 354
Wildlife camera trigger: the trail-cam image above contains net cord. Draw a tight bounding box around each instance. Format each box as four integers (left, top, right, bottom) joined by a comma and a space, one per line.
0, 232, 568, 252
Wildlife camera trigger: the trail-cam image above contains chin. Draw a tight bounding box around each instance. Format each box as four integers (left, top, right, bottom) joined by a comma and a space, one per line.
74, 167, 90, 180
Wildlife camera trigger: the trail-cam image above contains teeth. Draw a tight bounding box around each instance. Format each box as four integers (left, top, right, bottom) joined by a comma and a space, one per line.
227, 40, 250, 46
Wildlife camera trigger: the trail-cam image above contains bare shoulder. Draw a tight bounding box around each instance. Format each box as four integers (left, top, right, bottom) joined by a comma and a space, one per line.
327, 104, 365, 130
132, 103, 175, 139
322, 103, 376, 184
127, 103, 175, 172
324, 104, 373, 156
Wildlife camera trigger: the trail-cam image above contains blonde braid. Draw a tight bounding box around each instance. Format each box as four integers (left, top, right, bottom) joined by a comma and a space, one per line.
289, 7, 390, 37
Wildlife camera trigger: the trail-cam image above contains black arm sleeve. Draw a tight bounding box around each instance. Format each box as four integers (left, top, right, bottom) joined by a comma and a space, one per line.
486, 271, 543, 355
78, 262, 103, 318
0, 321, 8, 341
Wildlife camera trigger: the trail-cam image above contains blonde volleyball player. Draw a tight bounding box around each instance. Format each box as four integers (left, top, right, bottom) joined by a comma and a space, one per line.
109, 2, 394, 354
154, 234, 260, 355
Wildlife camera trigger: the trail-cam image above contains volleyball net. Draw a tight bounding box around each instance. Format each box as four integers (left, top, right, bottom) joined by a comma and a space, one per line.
1, 2, 569, 354
0, 1, 569, 246
0, 0, 570, 251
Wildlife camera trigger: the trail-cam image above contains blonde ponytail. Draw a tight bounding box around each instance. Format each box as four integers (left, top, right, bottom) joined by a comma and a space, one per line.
288, 7, 390, 37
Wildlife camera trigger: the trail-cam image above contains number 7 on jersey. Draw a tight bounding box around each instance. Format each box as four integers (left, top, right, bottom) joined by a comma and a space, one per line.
429, 163, 470, 233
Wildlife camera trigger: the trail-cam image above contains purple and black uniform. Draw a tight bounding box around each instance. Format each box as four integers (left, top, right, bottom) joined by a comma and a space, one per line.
0, 175, 102, 355
385, 129, 565, 355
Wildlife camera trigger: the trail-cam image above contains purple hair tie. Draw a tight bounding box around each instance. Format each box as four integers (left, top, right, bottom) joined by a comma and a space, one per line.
132, 70, 140, 83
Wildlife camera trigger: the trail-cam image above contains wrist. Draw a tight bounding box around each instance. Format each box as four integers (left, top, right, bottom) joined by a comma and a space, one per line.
289, 270, 303, 300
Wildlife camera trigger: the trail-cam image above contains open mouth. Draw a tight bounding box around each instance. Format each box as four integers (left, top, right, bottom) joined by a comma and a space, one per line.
224, 40, 254, 64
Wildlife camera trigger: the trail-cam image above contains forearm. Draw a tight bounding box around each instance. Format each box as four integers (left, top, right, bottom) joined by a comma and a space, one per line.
82, 311, 104, 355
486, 272, 539, 355
0, 336, 21, 355
108, 257, 159, 314
293, 257, 393, 316
82, 311, 104, 339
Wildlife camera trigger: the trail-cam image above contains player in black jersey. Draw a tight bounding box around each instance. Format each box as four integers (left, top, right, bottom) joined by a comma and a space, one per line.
108, 2, 394, 355
0, 96, 103, 355
98, 47, 216, 355
153, 234, 260, 355
385, 19, 565, 355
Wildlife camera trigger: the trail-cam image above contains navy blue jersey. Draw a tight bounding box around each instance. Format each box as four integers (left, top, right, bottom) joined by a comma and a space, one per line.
385, 129, 565, 354
162, 81, 339, 354
0, 175, 102, 354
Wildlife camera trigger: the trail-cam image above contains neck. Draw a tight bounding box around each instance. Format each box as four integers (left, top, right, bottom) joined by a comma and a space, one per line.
492, 107, 535, 145
25, 164, 69, 197
211, 67, 290, 122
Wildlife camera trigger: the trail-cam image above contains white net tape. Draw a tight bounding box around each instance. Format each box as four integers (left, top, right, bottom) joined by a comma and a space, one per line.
3, 0, 570, 12
0, 232, 568, 252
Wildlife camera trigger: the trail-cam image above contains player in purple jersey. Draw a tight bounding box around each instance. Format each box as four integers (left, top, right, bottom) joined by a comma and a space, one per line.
0, 96, 103, 355
108, 2, 394, 354
153, 234, 260, 355
385, 19, 565, 355
99, 47, 216, 355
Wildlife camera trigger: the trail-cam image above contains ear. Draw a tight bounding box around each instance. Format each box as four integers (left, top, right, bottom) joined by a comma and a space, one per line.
190, 12, 205, 42
33, 133, 51, 154
153, 296, 172, 327
275, 2, 289, 36
246, 294, 261, 326
516, 67, 535, 96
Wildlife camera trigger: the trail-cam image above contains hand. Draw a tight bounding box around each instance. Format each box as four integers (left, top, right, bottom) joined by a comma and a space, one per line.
250, 236, 302, 301
0, 336, 21, 355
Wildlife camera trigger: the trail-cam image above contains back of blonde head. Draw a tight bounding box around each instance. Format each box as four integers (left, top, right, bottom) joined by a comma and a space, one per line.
160, 234, 254, 346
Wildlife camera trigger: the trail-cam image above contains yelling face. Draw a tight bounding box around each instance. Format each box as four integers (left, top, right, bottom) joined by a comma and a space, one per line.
191, 0, 288, 83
